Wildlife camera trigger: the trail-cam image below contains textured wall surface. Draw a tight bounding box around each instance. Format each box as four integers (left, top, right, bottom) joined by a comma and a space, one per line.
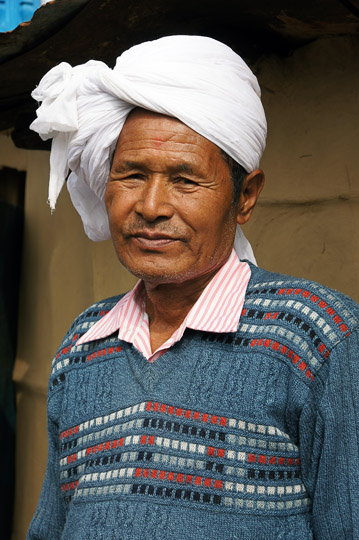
5, 35, 359, 539
245, 37, 359, 300
6, 145, 137, 540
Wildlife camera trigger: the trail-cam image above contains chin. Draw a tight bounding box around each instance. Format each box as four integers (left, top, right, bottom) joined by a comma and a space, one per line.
115, 249, 225, 285
125, 265, 190, 284
123, 259, 200, 284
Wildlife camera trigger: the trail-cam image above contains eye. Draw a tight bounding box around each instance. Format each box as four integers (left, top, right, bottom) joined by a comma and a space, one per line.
127, 173, 145, 179
115, 173, 146, 182
174, 177, 197, 186
109, 170, 145, 183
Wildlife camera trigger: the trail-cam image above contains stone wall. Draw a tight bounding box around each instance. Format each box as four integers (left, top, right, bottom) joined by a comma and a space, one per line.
5, 35, 359, 538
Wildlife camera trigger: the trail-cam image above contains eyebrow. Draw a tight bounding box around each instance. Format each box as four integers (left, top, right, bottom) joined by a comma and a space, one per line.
177, 163, 195, 175
117, 161, 196, 175
119, 161, 142, 171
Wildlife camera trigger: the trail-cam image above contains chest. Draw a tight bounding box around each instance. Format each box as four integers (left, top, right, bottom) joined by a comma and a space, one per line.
57, 333, 310, 519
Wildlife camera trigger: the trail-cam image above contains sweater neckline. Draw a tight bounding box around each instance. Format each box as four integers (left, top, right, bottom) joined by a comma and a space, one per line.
124, 339, 189, 392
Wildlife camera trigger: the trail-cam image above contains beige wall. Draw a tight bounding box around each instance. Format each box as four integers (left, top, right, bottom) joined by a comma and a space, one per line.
4, 141, 137, 539
246, 36, 359, 299
5, 35, 359, 539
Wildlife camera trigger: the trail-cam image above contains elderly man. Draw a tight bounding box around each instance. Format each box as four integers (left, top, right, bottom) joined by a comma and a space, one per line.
28, 36, 359, 540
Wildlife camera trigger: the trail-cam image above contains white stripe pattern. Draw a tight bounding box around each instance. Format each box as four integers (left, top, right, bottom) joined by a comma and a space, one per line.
75, 466, 306, 498
76, 250, 251, 362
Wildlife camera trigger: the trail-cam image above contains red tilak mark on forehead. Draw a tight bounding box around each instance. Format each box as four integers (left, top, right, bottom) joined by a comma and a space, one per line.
154, 135, 163, 149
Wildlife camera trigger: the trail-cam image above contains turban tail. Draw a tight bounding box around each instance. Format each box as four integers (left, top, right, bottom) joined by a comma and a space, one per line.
30, 35, 267, 263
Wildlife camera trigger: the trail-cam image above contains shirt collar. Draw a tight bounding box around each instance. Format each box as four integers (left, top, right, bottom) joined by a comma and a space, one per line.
76, 250, 251, 355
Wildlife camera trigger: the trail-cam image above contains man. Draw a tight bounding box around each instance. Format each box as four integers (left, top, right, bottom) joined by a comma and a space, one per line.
28, 36, 359, 539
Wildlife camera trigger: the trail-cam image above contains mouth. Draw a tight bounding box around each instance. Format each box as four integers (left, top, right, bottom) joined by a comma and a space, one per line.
131, 231, 180, 249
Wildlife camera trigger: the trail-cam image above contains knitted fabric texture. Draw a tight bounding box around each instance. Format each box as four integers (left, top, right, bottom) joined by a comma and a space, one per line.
27, 265, 359, 540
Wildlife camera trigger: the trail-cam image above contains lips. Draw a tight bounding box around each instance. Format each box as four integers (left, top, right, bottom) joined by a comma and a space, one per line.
131, 230, 180, 249
133, 230, 176, 240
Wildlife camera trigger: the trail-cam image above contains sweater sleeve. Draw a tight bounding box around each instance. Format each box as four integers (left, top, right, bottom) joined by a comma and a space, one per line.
299, 327, 359, 540
26, 388, 66, 540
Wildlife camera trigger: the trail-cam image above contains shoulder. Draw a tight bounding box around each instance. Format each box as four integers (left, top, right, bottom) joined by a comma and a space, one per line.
48, 294, 125, 392
66, 294, 125, 340
240, 264, 359, 380
246, 265, 359, 326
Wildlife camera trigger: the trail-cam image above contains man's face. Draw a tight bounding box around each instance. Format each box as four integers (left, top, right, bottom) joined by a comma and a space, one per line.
105, 109, 241, 284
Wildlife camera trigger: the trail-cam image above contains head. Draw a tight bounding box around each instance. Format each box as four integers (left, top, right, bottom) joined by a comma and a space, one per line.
105, 109, 264, 285
30, 35, 267, 252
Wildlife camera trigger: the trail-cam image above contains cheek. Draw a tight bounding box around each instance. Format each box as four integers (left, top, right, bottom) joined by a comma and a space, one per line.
105, 186, 130, 225
106, 199, 126, 245
182, 197, 234, 232
104, 183, 115, 216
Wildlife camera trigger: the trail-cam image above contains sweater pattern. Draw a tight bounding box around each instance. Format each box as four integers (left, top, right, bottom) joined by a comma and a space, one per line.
36, 266, 359, 539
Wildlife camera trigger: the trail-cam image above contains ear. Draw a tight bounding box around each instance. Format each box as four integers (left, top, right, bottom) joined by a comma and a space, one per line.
236, 169, 265, 225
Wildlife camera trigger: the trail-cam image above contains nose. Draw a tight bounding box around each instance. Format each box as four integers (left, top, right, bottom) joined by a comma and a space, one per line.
134, 176, 174, 222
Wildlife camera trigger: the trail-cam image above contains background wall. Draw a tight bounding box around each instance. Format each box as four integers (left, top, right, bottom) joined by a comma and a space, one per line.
5, 35, 359, 539
247, 37, 359, 298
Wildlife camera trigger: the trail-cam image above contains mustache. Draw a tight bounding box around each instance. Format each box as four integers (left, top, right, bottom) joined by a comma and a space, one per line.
122, 219, 185, 237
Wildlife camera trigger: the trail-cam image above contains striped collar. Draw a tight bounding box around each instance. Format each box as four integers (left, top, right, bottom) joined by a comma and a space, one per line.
76, 250, 251, 362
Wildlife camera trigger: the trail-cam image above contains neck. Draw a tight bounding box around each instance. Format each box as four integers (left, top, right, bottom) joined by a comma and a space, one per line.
143, 267, 223, 352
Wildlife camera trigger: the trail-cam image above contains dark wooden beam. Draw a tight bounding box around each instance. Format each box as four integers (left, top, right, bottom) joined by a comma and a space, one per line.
1, 0, 358, 148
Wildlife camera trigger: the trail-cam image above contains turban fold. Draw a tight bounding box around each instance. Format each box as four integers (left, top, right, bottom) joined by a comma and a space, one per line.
30, 35, 266, 262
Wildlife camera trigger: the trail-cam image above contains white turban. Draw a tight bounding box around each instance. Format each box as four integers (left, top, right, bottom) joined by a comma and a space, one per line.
30, 35, 266, 263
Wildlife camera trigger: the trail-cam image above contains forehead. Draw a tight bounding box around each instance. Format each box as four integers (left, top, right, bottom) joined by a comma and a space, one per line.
114, 108, 222, 165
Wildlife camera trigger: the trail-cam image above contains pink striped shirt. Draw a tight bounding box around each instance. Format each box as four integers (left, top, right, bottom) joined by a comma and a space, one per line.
76, 250, 251, 362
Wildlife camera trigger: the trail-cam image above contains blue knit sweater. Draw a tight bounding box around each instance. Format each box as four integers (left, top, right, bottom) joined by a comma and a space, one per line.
27, 264, 359, 540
